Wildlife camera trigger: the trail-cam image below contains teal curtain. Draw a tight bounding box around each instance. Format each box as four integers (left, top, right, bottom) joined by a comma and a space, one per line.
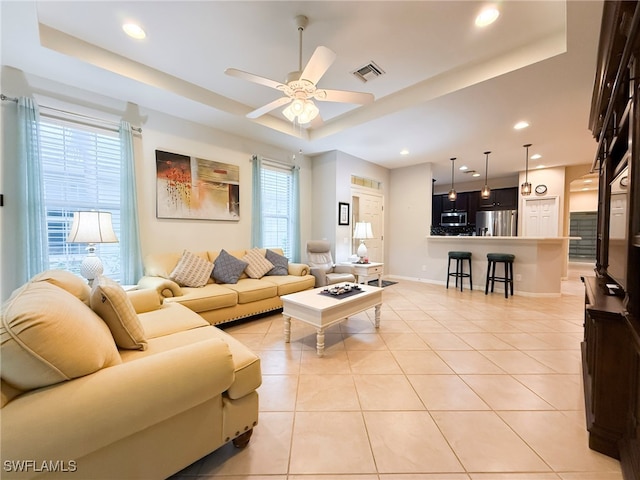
291, 165, 301, 262
119, 121, 143, 284
17, 97, 48, 282
251, 155, 262, 248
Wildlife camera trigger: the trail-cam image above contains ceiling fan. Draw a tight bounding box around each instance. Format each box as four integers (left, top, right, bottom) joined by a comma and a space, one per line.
225, 15, 374, 125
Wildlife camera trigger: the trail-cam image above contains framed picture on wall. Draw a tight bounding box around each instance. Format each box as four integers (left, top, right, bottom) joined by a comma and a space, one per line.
155, 150, 240, 221
338, 202, 350, 226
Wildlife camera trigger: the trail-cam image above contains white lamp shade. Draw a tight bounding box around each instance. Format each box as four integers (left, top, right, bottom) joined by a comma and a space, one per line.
353, 222, 374, 239
67, 211, 118, 244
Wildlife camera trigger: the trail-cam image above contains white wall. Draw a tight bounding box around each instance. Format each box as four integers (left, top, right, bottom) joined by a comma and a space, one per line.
0, 70, 312, 300
310, 150, 390, 264
387, 163, 433, 279
518, 166, 566, 236
569, 190, 598, 212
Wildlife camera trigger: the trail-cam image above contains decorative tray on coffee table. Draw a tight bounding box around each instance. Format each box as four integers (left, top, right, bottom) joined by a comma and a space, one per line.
319, 283, 364, 299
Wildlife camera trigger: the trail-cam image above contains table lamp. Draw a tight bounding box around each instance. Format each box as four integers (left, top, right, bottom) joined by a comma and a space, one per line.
353, 221, 373, 263
66, 211, 118, 285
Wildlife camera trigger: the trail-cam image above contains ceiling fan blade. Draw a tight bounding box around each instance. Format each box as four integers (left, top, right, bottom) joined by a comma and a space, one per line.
315, 89, 374, 105
225, 68, 284, 90
300, 46, 336, 85
246, 96, 292, 119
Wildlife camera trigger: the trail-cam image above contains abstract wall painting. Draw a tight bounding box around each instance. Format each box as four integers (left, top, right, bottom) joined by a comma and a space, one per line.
155, 150, 240, 221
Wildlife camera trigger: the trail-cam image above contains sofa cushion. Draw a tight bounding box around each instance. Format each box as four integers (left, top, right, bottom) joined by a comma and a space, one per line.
224, 278, 278, 304
127, 289, 163, 314
258, 274, 316, 296
212, 249, 248, 284
0, 282, 121, 391
119, 324, 261, 400
164, 284, 238, 313
170, 250, 213, 288
242, 248, 274, 279
30, 269, 91, 305
137, 303, 209, 339
265, 249, 289, 276
90, 276, 148, 351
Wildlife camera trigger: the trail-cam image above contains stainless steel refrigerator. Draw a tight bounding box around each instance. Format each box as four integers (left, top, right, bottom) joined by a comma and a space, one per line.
476, 210, 517, 236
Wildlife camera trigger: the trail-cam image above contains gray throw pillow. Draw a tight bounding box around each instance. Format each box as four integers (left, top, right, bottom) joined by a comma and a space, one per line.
212, 249, 248, 284
265, 249, 289, 276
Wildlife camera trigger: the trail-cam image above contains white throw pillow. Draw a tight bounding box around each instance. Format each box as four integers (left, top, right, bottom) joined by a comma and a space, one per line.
170, 250, 213, 287
242, 248, 274, 279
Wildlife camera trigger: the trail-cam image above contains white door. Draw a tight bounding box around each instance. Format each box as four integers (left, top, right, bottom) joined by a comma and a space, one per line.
352, 190, 384, 262
523, 197, 558, 237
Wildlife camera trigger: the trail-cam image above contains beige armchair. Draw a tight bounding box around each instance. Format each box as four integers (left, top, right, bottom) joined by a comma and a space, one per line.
306, 240, 356, 287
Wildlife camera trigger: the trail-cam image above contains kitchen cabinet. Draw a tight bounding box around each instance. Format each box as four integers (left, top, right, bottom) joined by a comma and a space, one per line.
478, 187, 518, 210
441, 192, 469, 213
431, 195, 443, 227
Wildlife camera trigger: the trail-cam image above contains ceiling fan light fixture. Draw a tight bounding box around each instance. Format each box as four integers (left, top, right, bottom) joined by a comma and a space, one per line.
298, 100, 319, 124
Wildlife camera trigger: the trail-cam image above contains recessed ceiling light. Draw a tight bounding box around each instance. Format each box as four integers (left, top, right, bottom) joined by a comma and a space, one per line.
582, 187, 590, 191
514, 121, 529, 130
584, 179, 593, 184
459, 165, 468, 171
531, 154, 542, 160
472, 172, 481, 177
400, 149, 409, 155
475, 7, 500, 27
123, 23, 146, 39
535, 165, 545, 169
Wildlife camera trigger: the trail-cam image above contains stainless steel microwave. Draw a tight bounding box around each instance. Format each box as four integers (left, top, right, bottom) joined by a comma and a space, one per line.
441, 211, 468, 227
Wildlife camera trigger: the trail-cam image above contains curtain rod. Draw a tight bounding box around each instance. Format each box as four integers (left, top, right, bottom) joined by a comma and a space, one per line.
1, 93, 142, 133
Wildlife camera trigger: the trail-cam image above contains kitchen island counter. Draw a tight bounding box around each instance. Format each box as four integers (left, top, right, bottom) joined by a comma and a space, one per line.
423, 236, 578, 296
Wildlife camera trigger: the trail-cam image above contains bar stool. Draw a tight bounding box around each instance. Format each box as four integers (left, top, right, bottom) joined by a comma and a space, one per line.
485, 253, 515, 298
447, 251, 472, 291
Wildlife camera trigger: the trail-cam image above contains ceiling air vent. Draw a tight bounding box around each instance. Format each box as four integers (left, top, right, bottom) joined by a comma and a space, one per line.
352, 61, 385, 83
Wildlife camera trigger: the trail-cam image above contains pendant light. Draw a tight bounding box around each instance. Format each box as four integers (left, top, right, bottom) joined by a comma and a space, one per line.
521, 143, 532, 196
448, 157, 457, 201
481, 151, 491, 199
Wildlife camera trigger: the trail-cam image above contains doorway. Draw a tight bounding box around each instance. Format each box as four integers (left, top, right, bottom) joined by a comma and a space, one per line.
351, 188, 384, 263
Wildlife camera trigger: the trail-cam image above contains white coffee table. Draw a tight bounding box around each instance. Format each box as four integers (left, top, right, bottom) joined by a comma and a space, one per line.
281, 283, 383, 356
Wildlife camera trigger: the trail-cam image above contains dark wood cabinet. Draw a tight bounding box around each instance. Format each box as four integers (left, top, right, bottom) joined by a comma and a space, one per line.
442, 192, 468, 212
582, 277, 633, 458
431, 194, 443, 227
433, 188, 516, 227
478, 187, 518, 210
584, 3, 640, 479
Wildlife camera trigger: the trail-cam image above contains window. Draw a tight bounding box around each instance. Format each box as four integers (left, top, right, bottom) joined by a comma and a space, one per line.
260, 162, 293, 259
40, 119, 122, 281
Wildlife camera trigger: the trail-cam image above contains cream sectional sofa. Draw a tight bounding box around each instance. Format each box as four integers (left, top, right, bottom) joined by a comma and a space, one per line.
1, 270, 261, 480
138, 248, 316, 325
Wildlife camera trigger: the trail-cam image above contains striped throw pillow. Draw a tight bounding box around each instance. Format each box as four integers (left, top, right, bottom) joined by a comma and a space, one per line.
170, 250, 213, 287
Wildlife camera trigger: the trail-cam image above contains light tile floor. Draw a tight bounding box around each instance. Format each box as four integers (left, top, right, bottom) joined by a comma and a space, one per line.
170, 264, 624, 480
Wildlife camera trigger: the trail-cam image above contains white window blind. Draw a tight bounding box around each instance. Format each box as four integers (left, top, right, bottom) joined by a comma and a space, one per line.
261, 162, 293, 259
40, 119, 122, 281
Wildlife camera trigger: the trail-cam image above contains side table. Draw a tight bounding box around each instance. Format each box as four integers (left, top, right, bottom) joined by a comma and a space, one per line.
350, 262, 384, 287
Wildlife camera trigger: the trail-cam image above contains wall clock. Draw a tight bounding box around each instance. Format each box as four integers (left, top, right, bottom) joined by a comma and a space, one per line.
535, 184, 547, 195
